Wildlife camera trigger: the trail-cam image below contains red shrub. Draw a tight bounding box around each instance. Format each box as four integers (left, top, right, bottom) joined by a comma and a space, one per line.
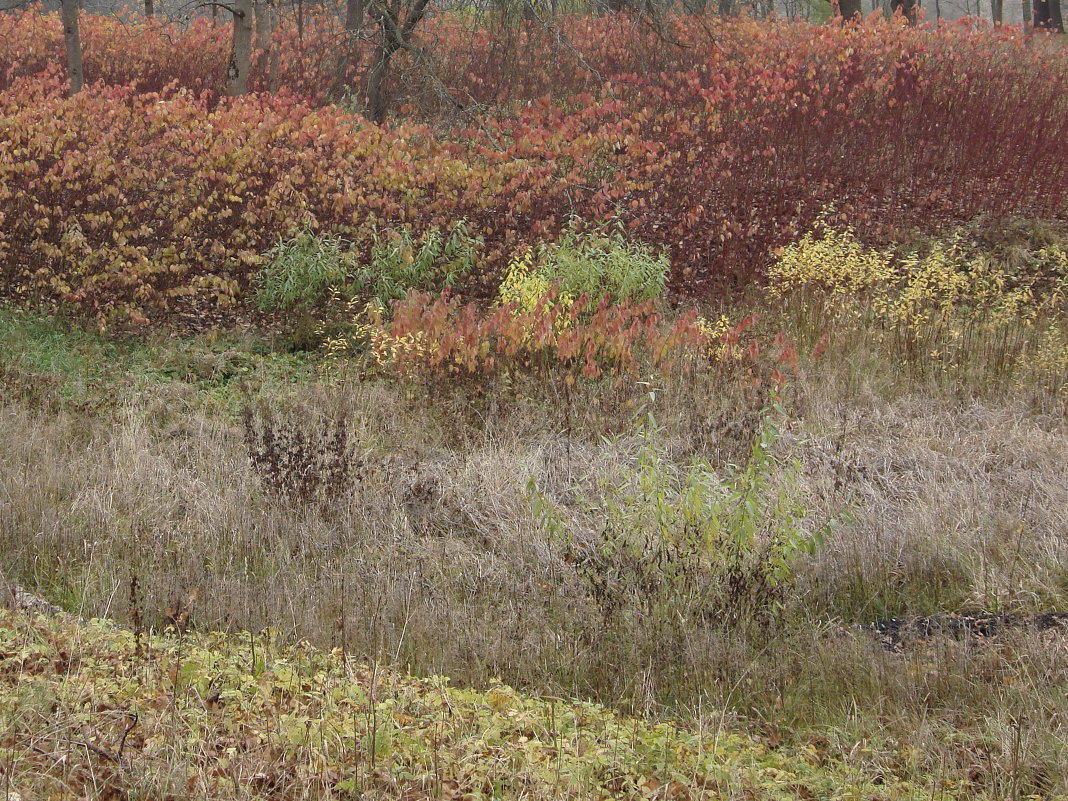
0, 11, 1065, 321
358, 290, 706, 379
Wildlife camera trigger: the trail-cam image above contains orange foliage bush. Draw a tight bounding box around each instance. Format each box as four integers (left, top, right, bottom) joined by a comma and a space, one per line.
0, 76, 552, 319
348, 290, 706, 379
0, 10, 1066, 322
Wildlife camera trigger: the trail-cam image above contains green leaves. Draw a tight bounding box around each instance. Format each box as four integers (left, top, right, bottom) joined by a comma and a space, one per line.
530, 400, 835, 628
255, 230, 354, 312
531, 219, 668, 304
0, 608, 944, 800
357, 219, 483, 307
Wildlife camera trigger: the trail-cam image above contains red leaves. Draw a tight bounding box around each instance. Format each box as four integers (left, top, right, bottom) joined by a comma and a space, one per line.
1, 12, 1066, 322
366, 290, 703, 381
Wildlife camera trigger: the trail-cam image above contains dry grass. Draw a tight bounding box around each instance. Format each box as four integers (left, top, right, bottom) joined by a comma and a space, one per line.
791, 392, 1068, 620
2, 301, 1068, 795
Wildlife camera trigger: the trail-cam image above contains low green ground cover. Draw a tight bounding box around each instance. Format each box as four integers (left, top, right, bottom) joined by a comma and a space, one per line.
0, 608, 959, 800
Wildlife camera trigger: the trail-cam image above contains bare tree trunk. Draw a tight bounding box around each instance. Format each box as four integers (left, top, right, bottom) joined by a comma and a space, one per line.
346, 0, 366, 32
1036, 0, 1064, 27
227, 0, 254, 96
366, 37, 399, 123
1033, 0, 1051, 25
333, 0, 366, 98
61, 0, 83, 94
835, 0, 863, 17
255, 0, 272, 44
145, 0, 154, 16
991, 0, 1002, 23
364, 0, 431, 123
255, 0, 277, 90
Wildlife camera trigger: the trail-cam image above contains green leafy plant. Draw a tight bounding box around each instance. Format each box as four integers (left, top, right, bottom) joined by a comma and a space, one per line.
496, 220, 668, 314
254, 230, 354, 313
356, 220, 482, 309
531, 397, 832, 630
527, 220, 669, 304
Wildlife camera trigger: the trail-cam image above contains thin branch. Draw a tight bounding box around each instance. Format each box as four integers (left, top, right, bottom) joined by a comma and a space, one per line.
192, 1, 240, 14
117, 713, 139, 761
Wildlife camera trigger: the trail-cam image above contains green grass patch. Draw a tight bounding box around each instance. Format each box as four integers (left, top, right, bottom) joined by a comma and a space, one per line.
0, 305, 326, 413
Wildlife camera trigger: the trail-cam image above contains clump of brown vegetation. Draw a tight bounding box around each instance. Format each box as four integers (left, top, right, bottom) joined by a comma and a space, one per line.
0, 215, 1065, 797
2, 287, 1067, 795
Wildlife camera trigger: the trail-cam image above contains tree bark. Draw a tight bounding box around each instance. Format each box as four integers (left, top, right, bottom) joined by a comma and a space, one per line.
145, 0, 154, 16
366, 36, 400, 123
991, 0, 1002, 24
255, 0, 272, 45
1037, 0, 1065, 28
364, 0, 431, 123
836, 0, 863, 17
330, 0, 365, 100
255, 0, 277, 91
346, 0, 366, 32
227, 0, 254, 96
61, 0, 83, 95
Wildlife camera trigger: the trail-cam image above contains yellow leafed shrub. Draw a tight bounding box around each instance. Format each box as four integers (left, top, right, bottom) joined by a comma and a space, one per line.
768, 217, 1064, 331
767, 216, 1068, 400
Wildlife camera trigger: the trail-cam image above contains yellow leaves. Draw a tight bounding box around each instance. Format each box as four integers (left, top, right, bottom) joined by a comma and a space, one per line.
485, 686, 515, 711
236, 249, 261, 266
336, 299, 434, 369
496, 248, 575, 339
770, 217, 1061, 337
767, 218, 894, 303
694, 314, 733, 361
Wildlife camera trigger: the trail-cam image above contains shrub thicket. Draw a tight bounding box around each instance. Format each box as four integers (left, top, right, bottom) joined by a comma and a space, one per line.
0, 17, 1066, 321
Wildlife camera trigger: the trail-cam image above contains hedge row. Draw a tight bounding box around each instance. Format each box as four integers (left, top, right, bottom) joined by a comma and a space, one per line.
0, 16, 1065, 321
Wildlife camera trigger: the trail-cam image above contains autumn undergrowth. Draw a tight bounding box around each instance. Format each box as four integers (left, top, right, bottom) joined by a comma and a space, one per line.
3, 16, 1067, 324
3, 6, 1068, 793
0, 608, 983, 801
3, 213, 1068, 796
